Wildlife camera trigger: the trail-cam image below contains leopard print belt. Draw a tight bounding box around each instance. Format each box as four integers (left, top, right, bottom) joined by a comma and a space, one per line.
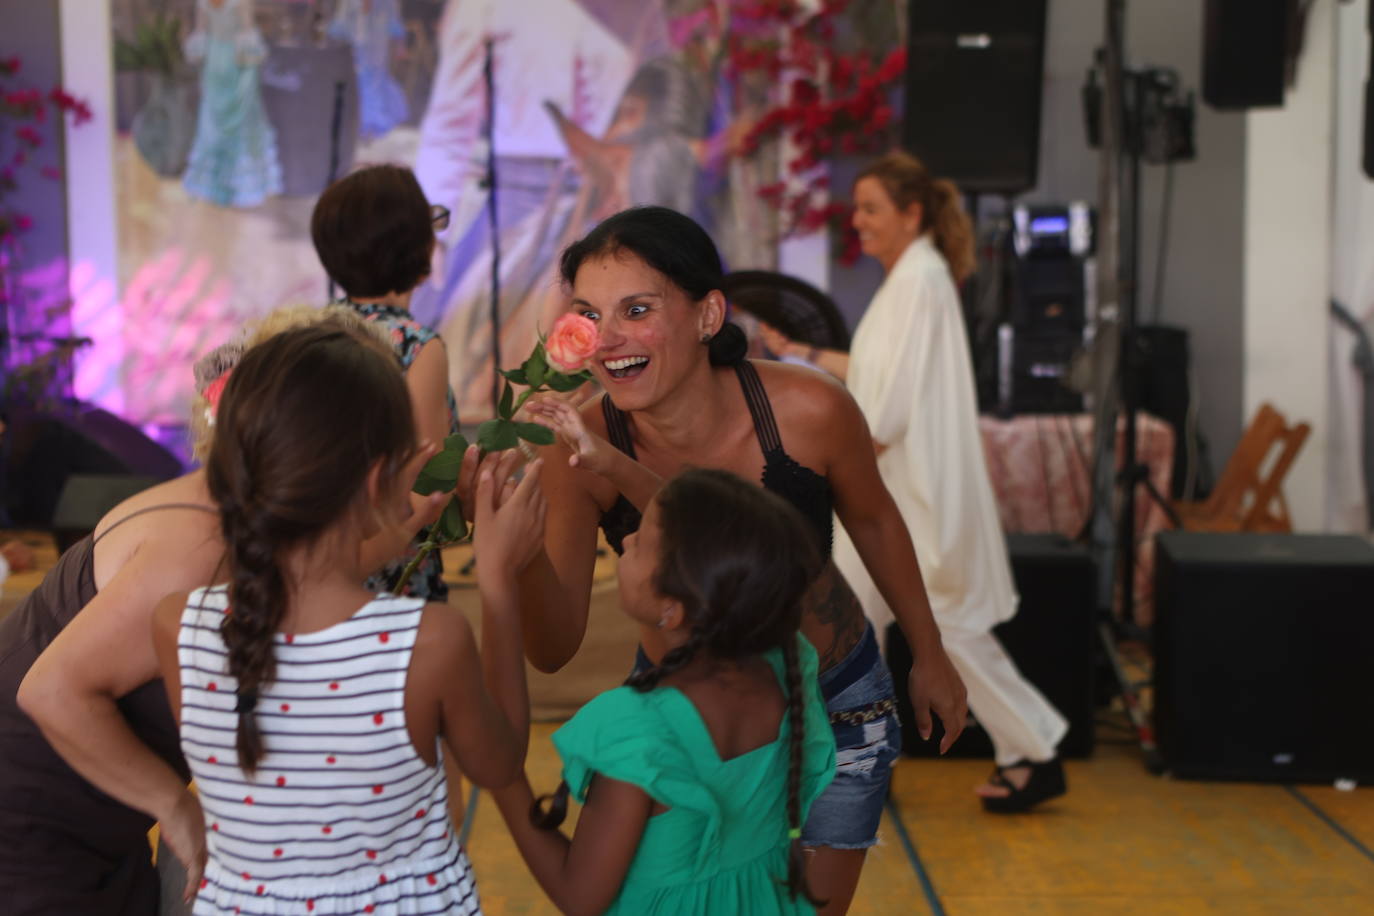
829, 697, 896, 726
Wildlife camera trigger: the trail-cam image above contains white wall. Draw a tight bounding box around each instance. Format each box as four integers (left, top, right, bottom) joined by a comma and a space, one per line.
1243, 0, 1337, 531
1328, 0, 1374, 532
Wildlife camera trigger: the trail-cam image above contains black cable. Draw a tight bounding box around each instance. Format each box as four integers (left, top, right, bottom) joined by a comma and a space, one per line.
1150, 161, 1174, 326
484, 39, 502, 415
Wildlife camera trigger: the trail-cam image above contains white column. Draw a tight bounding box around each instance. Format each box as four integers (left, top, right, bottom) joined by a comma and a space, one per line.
59, 0, 122, 411
1329, 0, 1374, 532
1242, 0, 1337, 531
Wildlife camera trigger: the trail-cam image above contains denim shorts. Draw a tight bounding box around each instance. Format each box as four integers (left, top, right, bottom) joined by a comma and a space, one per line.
801, 623, 902, 850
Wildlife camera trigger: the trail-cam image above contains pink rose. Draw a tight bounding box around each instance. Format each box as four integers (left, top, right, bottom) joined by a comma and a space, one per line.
545, 313, 599, 374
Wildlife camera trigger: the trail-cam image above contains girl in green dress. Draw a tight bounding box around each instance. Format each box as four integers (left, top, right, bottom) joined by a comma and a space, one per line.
492, 468, 837, 915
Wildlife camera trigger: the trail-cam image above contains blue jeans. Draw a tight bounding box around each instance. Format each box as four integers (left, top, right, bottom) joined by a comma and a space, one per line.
801, 623, 902, 849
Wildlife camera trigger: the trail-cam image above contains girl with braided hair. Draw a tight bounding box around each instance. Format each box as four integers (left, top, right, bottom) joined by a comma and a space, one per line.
9, 306, 444, 915
490, 468, 836, 915
149, 325, 546, 913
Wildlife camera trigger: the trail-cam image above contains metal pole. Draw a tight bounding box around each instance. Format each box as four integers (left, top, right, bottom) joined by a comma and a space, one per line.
484, 38, 502, 415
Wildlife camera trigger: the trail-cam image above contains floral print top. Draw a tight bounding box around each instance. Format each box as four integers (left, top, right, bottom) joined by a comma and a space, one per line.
345, 301, 460, 600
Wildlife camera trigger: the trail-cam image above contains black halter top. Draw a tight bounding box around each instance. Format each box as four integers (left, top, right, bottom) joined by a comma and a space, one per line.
597, 361, 835, 557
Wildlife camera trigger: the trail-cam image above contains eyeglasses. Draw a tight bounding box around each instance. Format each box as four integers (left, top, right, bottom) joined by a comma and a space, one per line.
430, 203, 450, 232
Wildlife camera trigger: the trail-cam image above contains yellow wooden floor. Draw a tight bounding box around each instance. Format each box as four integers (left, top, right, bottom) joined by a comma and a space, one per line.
454, 721, 1374, 916
4, 531, 1373, 915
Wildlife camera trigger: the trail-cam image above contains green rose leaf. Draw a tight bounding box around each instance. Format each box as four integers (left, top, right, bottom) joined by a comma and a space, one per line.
419, 447, 463, 485
500, 367, 529, 386
544, 371, 591, 393
522, 346, 548, 390
499, 379, 515, 420
444, 432, 470, 455
413, 470, 450, 496
477, 417, 520, 452
438, 497, 468, 542
515, 422, 555, 446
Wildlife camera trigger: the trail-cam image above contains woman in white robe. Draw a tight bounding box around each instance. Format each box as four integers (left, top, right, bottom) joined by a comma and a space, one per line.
763, 151, 1068, 812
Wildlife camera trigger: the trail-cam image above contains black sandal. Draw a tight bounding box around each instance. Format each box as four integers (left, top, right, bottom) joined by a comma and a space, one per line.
980, 757, 1067, 814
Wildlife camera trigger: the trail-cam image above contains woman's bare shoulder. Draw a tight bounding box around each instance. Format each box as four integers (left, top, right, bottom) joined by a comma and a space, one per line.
749, 359, 856, 423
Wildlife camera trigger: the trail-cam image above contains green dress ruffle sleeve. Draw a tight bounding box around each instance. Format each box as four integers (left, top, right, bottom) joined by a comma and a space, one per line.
551, 634, 836, 915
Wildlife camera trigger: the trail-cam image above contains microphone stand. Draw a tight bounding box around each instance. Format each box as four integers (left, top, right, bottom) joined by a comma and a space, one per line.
483, 38, 502, 415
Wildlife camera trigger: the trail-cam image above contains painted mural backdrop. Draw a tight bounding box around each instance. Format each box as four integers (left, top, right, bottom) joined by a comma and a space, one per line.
106, 0, 775, 426
109, 0, 905, 427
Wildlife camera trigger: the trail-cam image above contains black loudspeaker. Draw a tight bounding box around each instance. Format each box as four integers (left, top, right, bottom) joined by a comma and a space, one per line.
1006, 331, 1083, 415
1010, 257, 1085, 334
52, 474, 163, 553
888, 534, 1097, 759
1202, 0, 1290, 109
1154, 532, 1374, 783
2, 405, 182, 528
903, 0, 1048, 194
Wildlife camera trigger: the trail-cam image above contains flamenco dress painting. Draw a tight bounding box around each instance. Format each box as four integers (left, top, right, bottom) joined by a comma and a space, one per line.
182, 0, 283, 208
329, 0, 410, 139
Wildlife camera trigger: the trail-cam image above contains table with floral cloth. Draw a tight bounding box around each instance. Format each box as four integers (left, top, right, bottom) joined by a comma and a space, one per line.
978, 412, 1175, 626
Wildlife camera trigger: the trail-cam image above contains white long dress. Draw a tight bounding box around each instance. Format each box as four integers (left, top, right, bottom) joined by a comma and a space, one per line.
832, 234, 1067, 766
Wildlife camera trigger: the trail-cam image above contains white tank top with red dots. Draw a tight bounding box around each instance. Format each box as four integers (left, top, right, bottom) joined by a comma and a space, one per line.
177, 585, 481, 915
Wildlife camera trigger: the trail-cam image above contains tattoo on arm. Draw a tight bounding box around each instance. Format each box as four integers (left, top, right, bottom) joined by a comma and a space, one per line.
805, 564, 867, 670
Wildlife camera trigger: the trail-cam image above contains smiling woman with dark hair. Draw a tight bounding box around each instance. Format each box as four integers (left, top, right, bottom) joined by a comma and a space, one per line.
515, 205, 968, 916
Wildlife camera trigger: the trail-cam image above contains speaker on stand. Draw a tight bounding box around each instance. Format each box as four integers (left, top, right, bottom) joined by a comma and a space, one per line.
903, 0, 1050, 415
903, 0, 1048, 195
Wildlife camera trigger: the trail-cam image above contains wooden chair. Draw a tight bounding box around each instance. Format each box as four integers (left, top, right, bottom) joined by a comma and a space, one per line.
1171, 402, 1310, 533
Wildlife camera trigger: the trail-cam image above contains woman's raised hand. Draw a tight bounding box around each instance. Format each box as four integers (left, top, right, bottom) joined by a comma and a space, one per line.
473, 450, 547, 584
525, 398, 616, 477
159, 788, 208, 905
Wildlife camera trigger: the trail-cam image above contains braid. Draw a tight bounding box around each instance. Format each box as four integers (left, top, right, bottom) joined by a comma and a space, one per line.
218, 494, 288, 776
201, 324, 417, 778
622, 628, 706, 693
782, 635, 825, 906
530, 780, 572, 830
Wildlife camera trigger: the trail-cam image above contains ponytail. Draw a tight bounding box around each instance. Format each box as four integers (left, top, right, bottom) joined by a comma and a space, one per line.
928, 178, 976, 284
857, 151, 977, 284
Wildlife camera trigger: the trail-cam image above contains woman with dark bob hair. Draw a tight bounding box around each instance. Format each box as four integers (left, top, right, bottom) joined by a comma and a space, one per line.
518, 205, 968, 915
311, 163, 466, 600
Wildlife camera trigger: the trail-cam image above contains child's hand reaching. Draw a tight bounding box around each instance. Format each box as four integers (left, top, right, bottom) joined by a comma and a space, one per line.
525, 398, 616, 476
473, 450, 547, 588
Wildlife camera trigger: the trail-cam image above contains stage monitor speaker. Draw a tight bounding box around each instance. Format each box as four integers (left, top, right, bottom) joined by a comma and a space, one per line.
1201, 0, 1289, 109
52, 474, 163, 553
888, 534, 1097, 759
3, 406, 182, 529
1154, 532, 1374, 782
902, 0, 1048, 194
